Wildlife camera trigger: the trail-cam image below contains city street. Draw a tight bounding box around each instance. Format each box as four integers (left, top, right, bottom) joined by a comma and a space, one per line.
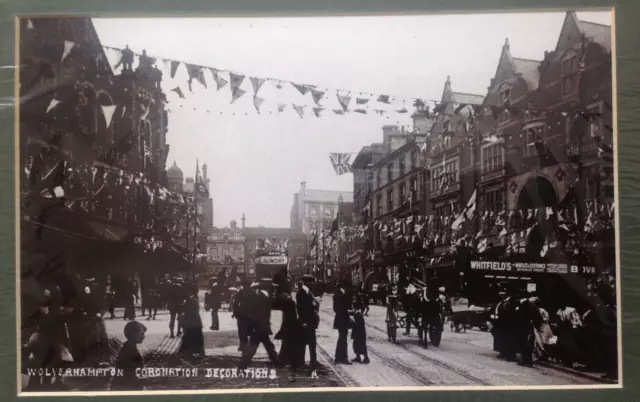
62, 292, 605, 391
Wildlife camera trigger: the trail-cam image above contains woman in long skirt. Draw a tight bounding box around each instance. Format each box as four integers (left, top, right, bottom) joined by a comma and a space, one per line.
179, 295, 204, 358
531, 298, 553, 360
274, 293, 301, 382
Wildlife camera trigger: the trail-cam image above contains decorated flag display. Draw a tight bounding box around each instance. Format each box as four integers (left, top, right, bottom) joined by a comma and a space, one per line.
329, 153, 354, 176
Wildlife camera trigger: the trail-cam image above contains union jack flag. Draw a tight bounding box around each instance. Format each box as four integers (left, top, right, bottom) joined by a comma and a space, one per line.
329, 153, 353, 176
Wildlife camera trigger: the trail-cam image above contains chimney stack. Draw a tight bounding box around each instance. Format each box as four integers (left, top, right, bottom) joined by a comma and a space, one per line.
300, 181, 307, 193
241, 213, 246, 228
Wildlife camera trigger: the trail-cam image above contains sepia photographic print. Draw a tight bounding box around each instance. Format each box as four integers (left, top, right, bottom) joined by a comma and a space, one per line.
17, 9, 620, 395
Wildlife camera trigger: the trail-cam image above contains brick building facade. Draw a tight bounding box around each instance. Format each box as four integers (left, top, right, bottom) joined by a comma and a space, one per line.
351, 11, 612, 297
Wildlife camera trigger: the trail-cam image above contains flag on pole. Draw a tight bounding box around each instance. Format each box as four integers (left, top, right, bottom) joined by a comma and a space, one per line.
46, 98, 60, 114
451, 189, 477, 230
329, 153, 353, 176
61, 41, 74, 63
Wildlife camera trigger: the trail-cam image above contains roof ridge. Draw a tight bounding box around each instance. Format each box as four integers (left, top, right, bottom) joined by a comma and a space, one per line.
513, 56, 542, 64
451, 91, 484, 97
578, 20, 611, 28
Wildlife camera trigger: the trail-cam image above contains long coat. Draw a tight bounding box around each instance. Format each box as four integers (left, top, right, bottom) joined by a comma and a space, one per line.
296, 287, 319, 330
333, 288, 352, 330
247, 290, 273, 335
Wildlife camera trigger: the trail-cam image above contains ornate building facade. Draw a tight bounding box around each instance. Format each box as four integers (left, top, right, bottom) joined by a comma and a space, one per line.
205, 220, 245, 276
290, 181, 353, 235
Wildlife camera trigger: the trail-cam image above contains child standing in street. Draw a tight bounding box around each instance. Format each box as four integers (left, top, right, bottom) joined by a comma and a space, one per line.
111, 321, 147, 391
351, 310, 370, 363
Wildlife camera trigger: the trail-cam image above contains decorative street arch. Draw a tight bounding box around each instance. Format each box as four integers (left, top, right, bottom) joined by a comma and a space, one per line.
506, 162, 577, 210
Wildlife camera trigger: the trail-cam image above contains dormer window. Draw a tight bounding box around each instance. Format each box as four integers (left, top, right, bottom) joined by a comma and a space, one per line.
499, 88, 511, 106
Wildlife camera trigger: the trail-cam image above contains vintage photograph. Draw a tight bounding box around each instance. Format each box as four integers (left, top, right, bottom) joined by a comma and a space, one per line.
17, 9, 618, 394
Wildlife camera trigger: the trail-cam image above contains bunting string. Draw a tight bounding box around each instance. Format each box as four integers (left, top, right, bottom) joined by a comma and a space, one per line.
100, 45, 609, 119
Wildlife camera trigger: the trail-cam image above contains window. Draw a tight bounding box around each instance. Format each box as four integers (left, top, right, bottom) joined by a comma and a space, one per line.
399, 157, 405, 177
433, 203, 453, 230
387, 189, 394, 212
499, 88, 511, 106
387, 164, 393, 183
482, 144, 504, 173
310, 205, 318, 217
522, 123, 545, 157
561, 53, 579, 98
431, 159, 459, 190
376, 170, 382, 188
377, 195, 383, 217
399, 183, 406, 205
484, 189, 505, 212
587, 102, 604, 139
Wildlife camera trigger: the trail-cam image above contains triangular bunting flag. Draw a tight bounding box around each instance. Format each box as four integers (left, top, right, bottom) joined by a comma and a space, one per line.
337, 94, 351, 112
354, 109, 367, 114
293, 104, 305, 118
186, 64, 205, 91
356, 98, 369, 105
231, 88, 246, 104
101, 105, 117, 128
377, 95, 390, 104
253, 96, 265, 113
333, 109, 345, 115
292, 83, 309, 96
170, 61, 180, 78
61, 40, 75, 63
311, 89, 325, 106
277, 103, 287, 113
171, 87, 185, 99
250, 77, 265, 95
313, 107, 325, 117
229, 73, 245, 92
27, 19, 34, 30
396, 108, 408, 113
46, 98, 60, 114
211, 69, 228, 90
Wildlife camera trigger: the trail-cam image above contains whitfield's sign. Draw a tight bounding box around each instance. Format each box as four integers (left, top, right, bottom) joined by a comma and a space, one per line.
469, 261, 597, 275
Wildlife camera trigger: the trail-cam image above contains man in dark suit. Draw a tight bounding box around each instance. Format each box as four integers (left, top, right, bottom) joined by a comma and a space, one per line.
238, 282, 280, 369
332, 279, 352, 365
232, 279, 253, 351
206, 282, 222, 330
296, 280, 320, 368
167, 279, 187, 338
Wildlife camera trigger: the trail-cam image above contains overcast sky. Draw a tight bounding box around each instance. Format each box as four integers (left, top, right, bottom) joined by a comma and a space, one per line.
92, 10, 611, 228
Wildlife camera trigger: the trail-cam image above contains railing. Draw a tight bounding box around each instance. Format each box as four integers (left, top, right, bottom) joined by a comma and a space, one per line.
481, 167, 506, 183
429, 182, 460, 198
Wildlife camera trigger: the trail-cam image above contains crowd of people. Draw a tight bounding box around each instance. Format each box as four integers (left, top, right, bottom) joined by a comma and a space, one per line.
490, 276, 618, 381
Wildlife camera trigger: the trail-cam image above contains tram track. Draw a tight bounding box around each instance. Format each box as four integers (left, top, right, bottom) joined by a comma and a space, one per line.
363, 320, 491, 385
318, 310, 490, 386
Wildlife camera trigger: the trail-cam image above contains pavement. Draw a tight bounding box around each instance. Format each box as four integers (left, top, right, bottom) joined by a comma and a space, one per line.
314, 298, 603, 387
57, 292, 609, 391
